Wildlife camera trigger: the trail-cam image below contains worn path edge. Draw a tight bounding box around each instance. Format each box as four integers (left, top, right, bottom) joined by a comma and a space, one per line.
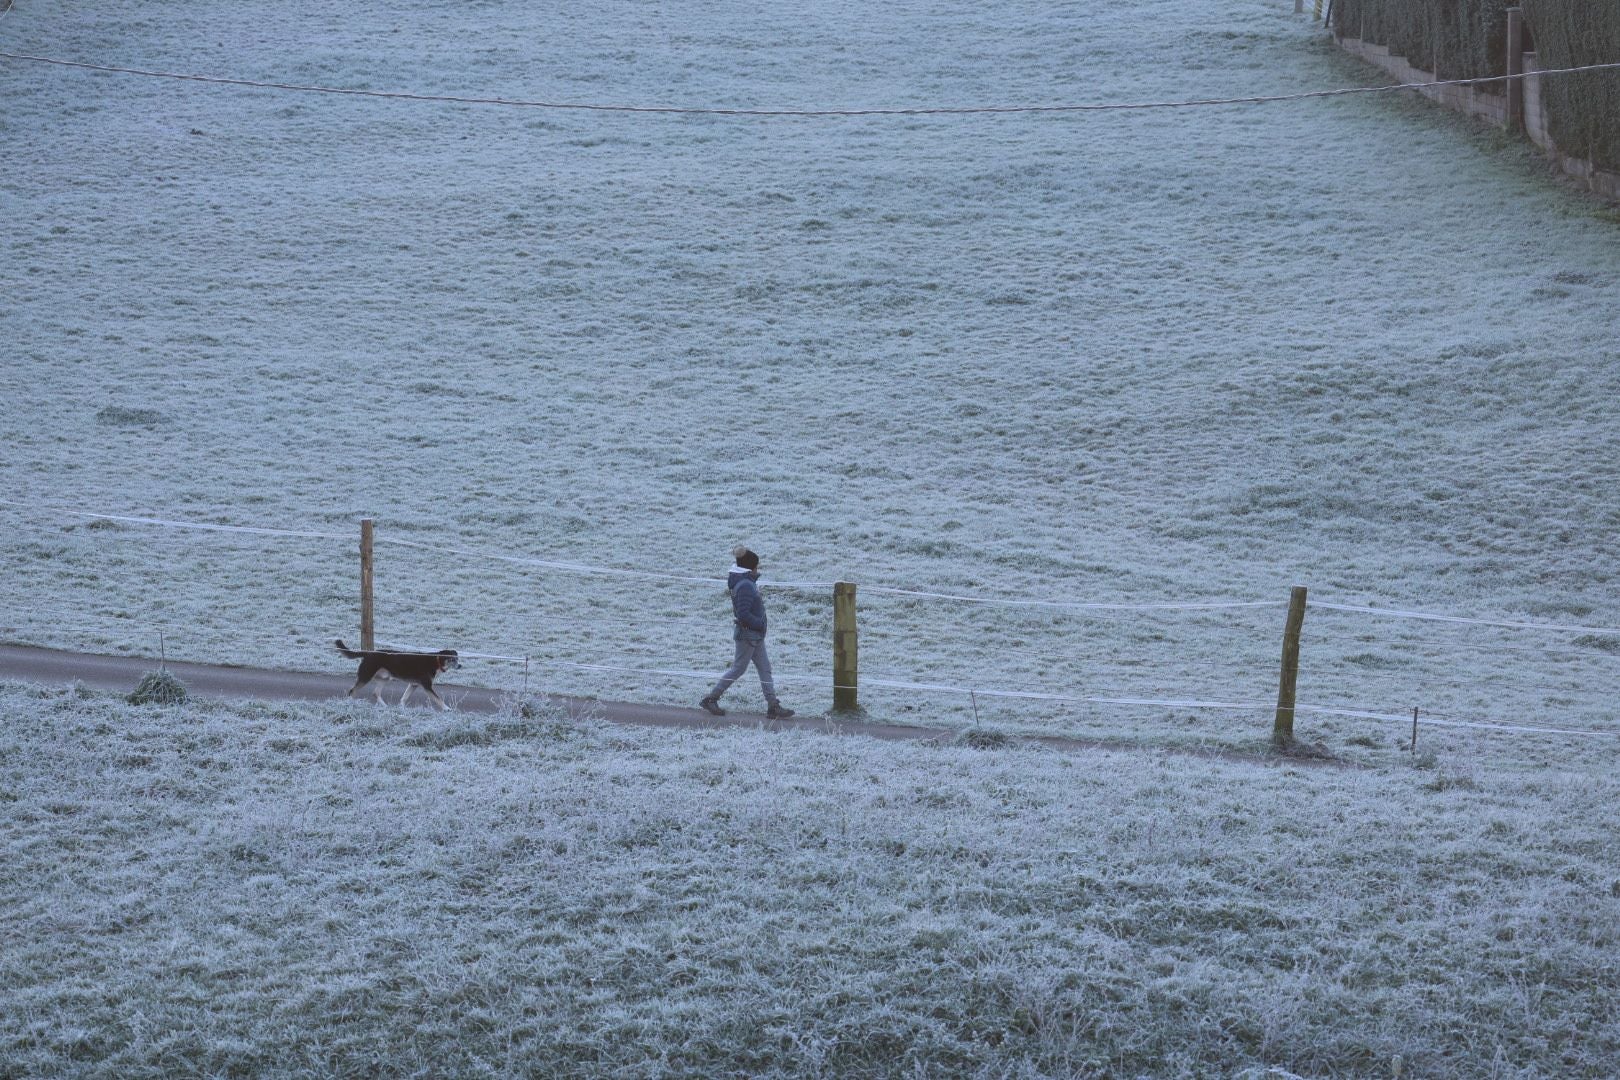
0, 644, 955, 741
0, 644, 1341, 767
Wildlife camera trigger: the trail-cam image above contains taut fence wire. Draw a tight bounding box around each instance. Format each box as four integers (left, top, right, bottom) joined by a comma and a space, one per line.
0, 48, 1617, 119
1307, 600, 1620, 636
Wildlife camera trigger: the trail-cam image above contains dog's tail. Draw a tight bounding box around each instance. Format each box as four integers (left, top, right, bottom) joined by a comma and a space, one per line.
334, 639, 364, 659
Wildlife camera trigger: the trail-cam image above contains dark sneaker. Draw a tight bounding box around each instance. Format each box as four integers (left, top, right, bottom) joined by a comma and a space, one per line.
767, 703, 795, 719
699, 697, 726, 716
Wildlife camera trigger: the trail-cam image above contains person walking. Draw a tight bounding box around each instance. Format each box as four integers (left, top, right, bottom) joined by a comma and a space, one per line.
700, 546, 795, 719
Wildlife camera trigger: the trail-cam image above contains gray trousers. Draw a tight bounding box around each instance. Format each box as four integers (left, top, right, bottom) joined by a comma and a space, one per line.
707, 629, 777, 704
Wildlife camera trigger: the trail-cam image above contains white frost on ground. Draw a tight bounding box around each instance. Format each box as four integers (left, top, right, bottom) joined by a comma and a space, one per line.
2, 1, 1618, 741
1, 684, 1617, 1075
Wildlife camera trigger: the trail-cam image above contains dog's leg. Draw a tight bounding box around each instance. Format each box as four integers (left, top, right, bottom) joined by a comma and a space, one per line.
423, 685, 449, 711
352, 659, 381, 703
398, 682, 415, 707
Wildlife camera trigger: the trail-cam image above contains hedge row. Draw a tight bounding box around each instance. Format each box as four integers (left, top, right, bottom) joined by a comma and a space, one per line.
1331, 0, 1620, 175
1330, 0, 1510, 84
1521, 0, 1620, 174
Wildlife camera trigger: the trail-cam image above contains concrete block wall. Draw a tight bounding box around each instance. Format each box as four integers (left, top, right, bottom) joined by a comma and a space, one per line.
1523, 54, 1620, 202
1335, 35, 1620, 203
1336, 37, 1508, 125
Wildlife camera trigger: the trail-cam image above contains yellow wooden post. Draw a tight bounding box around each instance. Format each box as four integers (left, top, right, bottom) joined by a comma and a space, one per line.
833, 581, 858, 712
359, 518, 375, 651
1506, 8, 1525, 131
1274, 586, 1307, 747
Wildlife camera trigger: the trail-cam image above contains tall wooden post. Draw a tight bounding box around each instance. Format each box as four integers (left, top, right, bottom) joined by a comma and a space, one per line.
1273, 586, 1307, 747
359, 518, 375, 652
832, 581, 858, 712
1505, 8, 1524, 131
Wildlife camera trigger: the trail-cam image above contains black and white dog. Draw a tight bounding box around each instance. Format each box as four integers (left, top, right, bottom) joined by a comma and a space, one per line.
334, 639, 459, 710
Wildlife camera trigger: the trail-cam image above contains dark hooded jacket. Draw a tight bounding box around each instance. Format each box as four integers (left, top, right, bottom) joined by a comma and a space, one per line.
728, 569, 767, 634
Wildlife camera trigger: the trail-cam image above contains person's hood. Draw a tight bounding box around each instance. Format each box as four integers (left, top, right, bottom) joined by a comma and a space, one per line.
727, 567, 760, 588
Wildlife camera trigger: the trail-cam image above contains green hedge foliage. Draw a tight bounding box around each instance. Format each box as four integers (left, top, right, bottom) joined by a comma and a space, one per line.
1520, 0, 1620, 174
1330, 0, 1510, 84
1332, 0, 1620, 175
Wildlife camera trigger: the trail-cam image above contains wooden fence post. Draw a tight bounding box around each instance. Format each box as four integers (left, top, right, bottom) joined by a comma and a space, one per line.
1506, 7, 1524, 131
1274, 586, 1308, 746
833, 581, 858, 712
360, 518, 375, 652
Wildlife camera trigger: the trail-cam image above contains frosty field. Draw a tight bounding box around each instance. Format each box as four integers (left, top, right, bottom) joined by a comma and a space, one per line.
3, 681, 1618, 1077
5, 6, 1620, 722
8, 6, 1620, 1074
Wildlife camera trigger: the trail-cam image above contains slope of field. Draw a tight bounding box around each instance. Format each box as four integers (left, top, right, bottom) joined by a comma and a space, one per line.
3, 683, 1618, 1077
2, 1, 1618, 742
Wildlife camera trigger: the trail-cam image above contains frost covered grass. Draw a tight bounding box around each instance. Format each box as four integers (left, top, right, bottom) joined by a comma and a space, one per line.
2, 681, 1619, 1077
3, 1, 1619, 738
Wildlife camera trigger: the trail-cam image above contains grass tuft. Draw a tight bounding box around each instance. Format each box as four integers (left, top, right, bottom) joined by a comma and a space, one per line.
126, 669, 187, 706
958, 728, 1011, 750
94, 404, 165, 427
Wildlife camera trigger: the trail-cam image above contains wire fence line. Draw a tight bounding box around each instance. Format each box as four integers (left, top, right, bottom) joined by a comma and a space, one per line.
7, 611, 1617, 741
1361, 637, 1601, 657
1299, 663, 1599, 700
1, 45, 1617, 118
0, 501, 352, 543
1289, 703, 1618, 739
380, 641, 1263, 704
368, 642, 1620, 736
377, 535, 834, 589
1307, 600, 1620, 636
5, 501, 1619, 738
0, 499, 1276, 613
856, 584, 1275, 612
6, 621, 1613, 738
11, 498, 1620, 632
11, 594, 1598, 705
